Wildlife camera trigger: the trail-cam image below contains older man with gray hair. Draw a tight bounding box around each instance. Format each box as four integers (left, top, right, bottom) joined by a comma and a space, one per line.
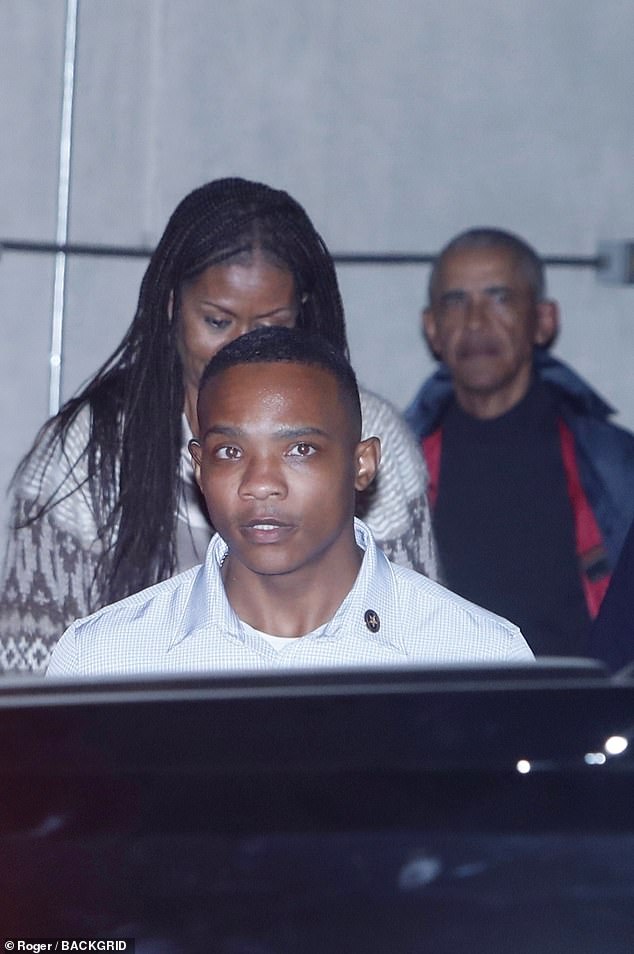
406, 227, 634, 658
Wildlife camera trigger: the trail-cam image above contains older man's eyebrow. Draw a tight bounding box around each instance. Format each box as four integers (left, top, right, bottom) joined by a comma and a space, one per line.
483, 284, 513, 294
438, 284, 515, 303
438, 288, 467, 301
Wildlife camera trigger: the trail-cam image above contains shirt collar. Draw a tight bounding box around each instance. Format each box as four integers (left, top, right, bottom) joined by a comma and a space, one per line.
169, 533, 243, 650
323, 519, 408, 654
169, 518, 407, 655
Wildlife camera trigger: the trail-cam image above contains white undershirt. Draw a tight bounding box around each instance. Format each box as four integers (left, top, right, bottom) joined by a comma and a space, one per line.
241, 620, 328, 651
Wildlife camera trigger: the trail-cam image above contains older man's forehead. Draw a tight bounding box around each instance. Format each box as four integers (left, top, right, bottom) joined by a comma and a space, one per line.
437, 246, 530, 290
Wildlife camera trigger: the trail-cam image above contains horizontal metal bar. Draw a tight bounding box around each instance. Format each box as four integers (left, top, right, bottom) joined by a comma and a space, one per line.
0, 239, 153, 259
0, 238, 603, 270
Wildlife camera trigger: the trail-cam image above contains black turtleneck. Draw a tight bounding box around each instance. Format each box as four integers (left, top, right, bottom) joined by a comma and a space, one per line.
433, 379, 591, 656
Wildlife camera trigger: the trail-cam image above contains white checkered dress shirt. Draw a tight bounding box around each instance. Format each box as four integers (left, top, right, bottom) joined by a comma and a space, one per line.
47, 520, 532, 677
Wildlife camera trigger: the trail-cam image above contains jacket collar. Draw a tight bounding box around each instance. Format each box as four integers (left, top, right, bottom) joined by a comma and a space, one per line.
404, 352, 615, 438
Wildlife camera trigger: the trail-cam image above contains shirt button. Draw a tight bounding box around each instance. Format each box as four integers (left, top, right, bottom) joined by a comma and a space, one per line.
364, 609, 380, 633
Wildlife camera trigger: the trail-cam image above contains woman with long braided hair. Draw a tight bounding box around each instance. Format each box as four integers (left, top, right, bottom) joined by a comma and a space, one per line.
0, 177, 437, 673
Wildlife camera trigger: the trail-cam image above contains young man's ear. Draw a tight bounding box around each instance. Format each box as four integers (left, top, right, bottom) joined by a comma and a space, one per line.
354, 436, 381, 492
422, 307, 443, 360
188, 438, 203, 489
534, 299, 560, 349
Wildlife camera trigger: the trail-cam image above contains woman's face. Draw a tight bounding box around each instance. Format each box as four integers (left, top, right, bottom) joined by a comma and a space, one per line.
176, 256, 299, 402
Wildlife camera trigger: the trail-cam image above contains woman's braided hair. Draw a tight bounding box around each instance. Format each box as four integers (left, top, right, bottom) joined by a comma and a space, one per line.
20, 177, 348, 605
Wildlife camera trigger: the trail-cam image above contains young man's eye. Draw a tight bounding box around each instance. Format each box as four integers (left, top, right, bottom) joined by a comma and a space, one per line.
288, 442, 316, 458
215, 445, 242, 460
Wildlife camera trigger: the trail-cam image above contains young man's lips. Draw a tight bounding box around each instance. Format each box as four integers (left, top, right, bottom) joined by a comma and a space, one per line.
240, 519, 295, 542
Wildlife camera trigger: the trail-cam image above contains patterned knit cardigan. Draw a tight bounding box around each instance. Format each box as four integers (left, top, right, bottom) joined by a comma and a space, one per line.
0, 388, 438, 674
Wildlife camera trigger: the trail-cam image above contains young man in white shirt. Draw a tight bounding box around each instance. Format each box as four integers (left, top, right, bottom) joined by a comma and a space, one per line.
47, 327, 532, 677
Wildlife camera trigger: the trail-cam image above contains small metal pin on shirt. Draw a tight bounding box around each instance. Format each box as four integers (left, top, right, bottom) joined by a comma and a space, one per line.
364, 609, 380, 633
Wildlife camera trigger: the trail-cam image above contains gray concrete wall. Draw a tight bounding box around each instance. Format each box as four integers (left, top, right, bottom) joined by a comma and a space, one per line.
2, 0, 634, 537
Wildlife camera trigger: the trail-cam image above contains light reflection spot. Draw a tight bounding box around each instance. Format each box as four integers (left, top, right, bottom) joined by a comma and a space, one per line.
584, 752, 607, 765
604, 735, 628, 756
398, 856, 442, 890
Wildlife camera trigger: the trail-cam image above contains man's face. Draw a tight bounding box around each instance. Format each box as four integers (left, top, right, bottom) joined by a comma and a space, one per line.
190, 362, 379, 582
424, 246, 555, 418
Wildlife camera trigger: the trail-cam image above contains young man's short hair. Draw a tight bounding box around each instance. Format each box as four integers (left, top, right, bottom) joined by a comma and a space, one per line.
198, 326, 363, 438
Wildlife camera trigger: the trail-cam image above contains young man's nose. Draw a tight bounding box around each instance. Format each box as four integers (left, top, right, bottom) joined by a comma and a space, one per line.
239, 455, 287, 499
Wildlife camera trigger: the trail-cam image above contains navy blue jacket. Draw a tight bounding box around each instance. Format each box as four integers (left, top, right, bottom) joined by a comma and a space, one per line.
589, 512, 634, 671
405, 353, 634, 650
